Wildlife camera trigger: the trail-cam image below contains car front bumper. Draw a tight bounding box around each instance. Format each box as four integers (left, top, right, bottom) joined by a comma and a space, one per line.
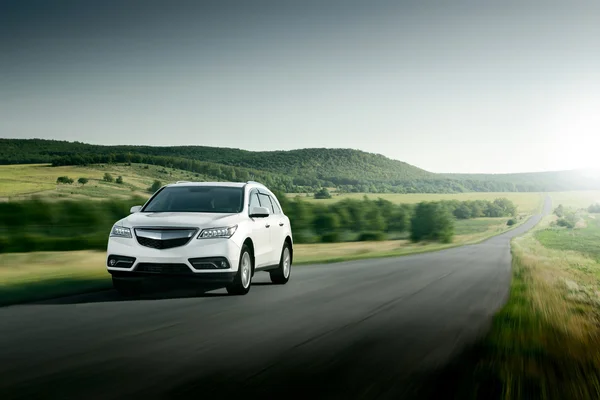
106, 235, 242, 283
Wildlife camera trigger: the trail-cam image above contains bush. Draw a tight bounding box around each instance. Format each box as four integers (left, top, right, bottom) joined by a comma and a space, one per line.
77, 177, 88, 185
554, 204, 565, 217
358, 231, 386, 241
56, 176, 74, 184
453, 203, 472, 219
313, 213, 340, 236
556, 210, 578, 229
507, 219, 517, 226
148, 180, 162, 193
321, 232, 341, 243
410, 202, 455, 243
588, 203, 600, 213
314, 188, 332, 199
103, 173, 114, 183
116, 176, 123, 184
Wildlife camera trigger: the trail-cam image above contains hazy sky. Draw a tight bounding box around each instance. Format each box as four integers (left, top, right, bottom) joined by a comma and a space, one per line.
2, 0, 600, 173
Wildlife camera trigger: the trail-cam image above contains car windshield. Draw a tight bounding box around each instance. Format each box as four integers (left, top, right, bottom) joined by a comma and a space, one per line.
142, 186, 244, 213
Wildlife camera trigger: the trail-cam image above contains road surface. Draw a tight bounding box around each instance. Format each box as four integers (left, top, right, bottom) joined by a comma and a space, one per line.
0, 196, 552, 400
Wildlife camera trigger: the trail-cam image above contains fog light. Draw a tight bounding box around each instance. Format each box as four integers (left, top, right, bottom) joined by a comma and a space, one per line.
189, 257, 230, 270
107, 255, 136, 268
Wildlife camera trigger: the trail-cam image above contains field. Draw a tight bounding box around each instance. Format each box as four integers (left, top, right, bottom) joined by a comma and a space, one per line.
547, 190, 600, 210
0, 163, 205, 201
435, 191, 600, 399
288, 192, 544, 215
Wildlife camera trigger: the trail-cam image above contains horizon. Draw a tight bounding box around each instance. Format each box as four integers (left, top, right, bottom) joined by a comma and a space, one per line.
2, 1, 600, 174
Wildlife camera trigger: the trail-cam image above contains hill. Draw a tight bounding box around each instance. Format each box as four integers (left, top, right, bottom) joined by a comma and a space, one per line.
2, 138, 600, 193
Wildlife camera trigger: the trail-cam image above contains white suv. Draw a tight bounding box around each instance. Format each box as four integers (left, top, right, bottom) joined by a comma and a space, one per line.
106, 181, 293, 296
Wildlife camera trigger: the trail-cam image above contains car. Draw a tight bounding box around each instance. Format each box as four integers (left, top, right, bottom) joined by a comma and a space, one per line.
106, 181, 293, 296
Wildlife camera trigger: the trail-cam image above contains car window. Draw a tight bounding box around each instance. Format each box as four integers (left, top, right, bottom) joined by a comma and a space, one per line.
142, 186, 244, 213
258, 193, 274, 214
270, 196, 282, 214
248, 190, 260, 211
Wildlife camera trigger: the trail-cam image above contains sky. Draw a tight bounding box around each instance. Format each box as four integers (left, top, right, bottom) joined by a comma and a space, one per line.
1, 0, 600, 174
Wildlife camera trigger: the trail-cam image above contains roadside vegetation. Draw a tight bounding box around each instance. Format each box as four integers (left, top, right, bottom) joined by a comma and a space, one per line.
429, 196, 600, 399
0, 194, 521, 254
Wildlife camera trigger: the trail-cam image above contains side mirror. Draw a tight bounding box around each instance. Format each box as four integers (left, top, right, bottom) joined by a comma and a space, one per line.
250, 206, 270, 218
130, 205, 142, 213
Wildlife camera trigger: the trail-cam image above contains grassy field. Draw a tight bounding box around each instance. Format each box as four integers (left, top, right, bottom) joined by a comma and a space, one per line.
0, 216, 522, 306
288, 192, 544, 215
0, 163, 206, 201
547, 190, 600, 210
430, 192, 600, 399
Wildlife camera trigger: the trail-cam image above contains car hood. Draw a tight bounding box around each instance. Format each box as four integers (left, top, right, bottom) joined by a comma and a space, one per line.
123, 212, 240, 229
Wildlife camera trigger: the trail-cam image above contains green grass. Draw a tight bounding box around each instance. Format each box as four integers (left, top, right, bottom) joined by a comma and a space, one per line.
454, 217, 513, 235
288, 192, 544, 215
536, 217, 600, 262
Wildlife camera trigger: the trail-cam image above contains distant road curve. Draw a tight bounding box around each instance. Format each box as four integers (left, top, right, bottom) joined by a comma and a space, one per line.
0, 196, 552, 400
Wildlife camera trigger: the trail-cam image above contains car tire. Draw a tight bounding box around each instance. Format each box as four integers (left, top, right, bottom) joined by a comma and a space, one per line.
112, 277, 142, 297
270, 242, 291, 285
226, 245, 253, 295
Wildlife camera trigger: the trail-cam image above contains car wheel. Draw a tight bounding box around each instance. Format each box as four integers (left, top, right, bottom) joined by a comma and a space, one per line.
112, 277, 142, 297
226, 245, 252, 295
270, 243, 291, 285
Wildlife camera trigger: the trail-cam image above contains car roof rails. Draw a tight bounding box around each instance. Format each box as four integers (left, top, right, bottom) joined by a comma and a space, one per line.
247, 180, 265, 186
175, 181, 192, 184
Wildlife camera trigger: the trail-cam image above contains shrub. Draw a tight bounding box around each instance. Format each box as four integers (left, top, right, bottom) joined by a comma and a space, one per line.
358, 231, 386, 241
148, 180, 162, 193
507, 219, 517, 226
556, 211, 578, 229
453, 203, 472, 219
321, 232, 341, 243
103, 173, 114, 183
314, 188, 332, 199
554, 204, 565, 217
410, 202, 455, 243
313, 213, 340, 236
588, 203, 600, 213
116, 176, 123, 184
77, 177, 88, 185
56, 176, 74, 184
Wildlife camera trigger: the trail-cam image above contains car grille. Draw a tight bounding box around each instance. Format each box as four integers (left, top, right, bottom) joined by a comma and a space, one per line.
134, 228, 197, 250
135, 263, 193, 275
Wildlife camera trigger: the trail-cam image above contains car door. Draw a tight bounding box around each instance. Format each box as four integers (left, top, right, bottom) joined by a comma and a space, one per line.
248, 190, 272, 268
264, 193, 287, 262
258, 192, 280, 266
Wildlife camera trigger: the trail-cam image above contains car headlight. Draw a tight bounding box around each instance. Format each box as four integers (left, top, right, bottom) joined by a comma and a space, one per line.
110, 225, 132, 238
197, 225, 237, 239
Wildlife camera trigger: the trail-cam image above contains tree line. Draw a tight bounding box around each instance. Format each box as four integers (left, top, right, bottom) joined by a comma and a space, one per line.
0, 195, 517, 254
50, 152, 543, 194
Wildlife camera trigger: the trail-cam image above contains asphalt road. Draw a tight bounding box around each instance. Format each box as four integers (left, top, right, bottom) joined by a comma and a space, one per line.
0, 196, 552, 400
